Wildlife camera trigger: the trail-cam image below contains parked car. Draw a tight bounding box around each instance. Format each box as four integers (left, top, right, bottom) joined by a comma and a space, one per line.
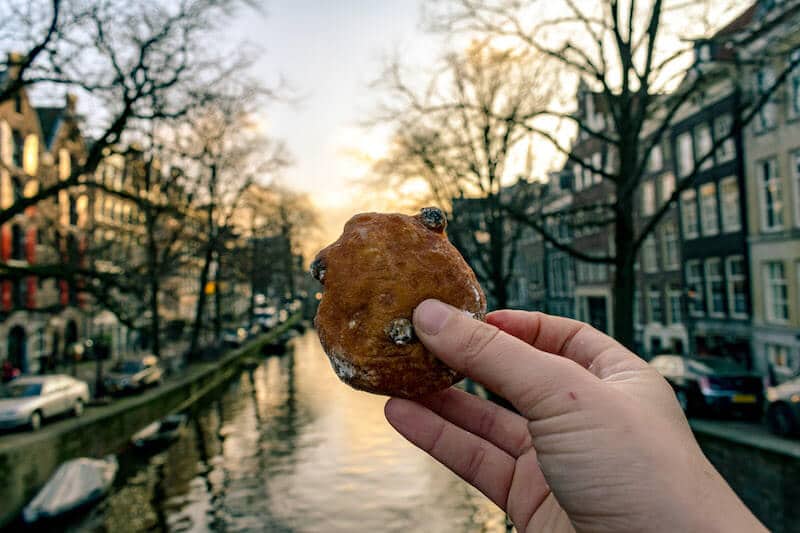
649, 355, 765, 419
765, 376, 800, 437
104, 355, 163, 395
0, 375, 89, 431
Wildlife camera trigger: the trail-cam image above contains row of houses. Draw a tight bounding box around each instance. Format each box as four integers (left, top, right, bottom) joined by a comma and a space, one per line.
496, 1, 800, 381
0, 56, 204, 374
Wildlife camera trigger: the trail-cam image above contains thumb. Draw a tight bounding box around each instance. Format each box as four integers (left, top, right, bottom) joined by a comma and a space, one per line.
413, 299, 596, 417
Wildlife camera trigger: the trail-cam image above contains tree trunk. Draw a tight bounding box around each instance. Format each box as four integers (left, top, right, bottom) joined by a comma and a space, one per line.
612, 188, 637, 352
146, 212, 161, 358
188, 234, 214, 361
213, 248, 222, 341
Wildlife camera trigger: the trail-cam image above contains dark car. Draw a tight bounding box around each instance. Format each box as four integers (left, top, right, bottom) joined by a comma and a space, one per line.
649, 355, 765, 419
104, 355, 164, 395
765, 377, 800, 437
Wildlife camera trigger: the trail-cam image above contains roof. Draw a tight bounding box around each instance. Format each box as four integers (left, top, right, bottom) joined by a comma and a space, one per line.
35, 106, 65, 150
714, 3, 758, 38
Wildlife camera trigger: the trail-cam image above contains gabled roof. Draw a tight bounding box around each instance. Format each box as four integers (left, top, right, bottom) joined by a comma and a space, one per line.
35, 106, 64, 150
714, 3, 758, 38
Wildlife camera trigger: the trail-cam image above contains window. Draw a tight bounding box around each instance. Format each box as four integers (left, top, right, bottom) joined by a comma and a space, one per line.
793, 151, 800, 227
758, 158, 783, 231
668, 286, 682, 324
767, 344, 795, 373
705, 259, 725, 316
719, 177, 741, 233
699, 182, 719, 236
755, 67, 777, 132
694, 123, 713, 170
764, 262, 789, 323
648, 144, 663, 172
642, 236, 658, 273
593, 152, 603, 183
634, 289, 642, 326
676, 132, 693, 177
11, 224, 24, 260
686, 260, 704, 316
713, 114, 736, 163
660, 173, 675, 204
726, 256, 747, 318
648, 287, 663, 324
790, 50, 800, 118
642, 181, 655, 215
573, 164, 582, 190
11, 130, 23, 168
680, 189, 699, 239
661, 222, 679, 269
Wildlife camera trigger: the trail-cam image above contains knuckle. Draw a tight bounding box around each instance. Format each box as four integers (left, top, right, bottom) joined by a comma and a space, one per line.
476, 402, 499, 437
459, 324, 502, 374
462, 444, 488, 484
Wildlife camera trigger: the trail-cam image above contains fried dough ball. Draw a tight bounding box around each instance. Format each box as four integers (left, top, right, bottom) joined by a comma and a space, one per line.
311, 207, 486, 398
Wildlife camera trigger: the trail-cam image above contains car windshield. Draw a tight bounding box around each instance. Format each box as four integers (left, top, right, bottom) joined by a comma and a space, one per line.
114, 361, 144, 373
687, 358, 744, 374
1, 383, 42, 398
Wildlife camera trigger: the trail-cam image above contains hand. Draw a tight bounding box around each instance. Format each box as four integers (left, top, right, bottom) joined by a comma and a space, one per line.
384, 300, 766, 533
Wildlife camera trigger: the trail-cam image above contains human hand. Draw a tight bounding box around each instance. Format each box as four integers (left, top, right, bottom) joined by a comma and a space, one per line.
384, 300, 766, 532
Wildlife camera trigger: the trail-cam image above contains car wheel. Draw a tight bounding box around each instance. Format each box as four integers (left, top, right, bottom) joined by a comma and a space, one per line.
73, 399, 84, 418
29, 411, 42, 431
675, 389, 690, 415
767, 403, 796, 437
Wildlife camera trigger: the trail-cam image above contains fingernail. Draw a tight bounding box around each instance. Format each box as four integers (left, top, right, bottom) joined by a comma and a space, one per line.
414, 299, 452, 335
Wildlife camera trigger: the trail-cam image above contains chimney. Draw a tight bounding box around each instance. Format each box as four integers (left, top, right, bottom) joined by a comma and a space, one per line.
7, 52, 25, 79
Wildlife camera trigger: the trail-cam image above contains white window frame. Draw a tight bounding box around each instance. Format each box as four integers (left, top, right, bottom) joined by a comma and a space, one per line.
699, 182, 719, 236
755, 67, 777, 133
687, 260, 704, 317
667, 287, 682, 325
648, 287, 663, 324
677, 132, 693, 178
725, 256, 748, 319
713, 114, 736, 163
642, 236, 658, 273
790, 50, 800, 119
660, 173, 675, 204
642, 181, 655, 216
694, 123, 714, 170
719, 176, 741, 233
705, 258, 725, 317
764, 261, 789, 324
661, 222, 679, 270
648, 144, 663, 173
681, 189, 699, 239
758, 158, 784, 232
592, 152, 603, 183
792, 150, 800, 228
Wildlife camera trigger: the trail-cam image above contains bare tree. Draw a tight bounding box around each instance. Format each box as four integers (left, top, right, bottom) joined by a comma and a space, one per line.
426, 0, 800, 348
371, 42, 555, 308
180, 91, 290, 359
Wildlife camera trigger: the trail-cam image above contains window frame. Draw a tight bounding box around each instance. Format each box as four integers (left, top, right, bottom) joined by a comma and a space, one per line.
680, 189, 699, 239
725, 256, 748, 319
694, 123, 714, 170
699, 182, 719, 237
758, 157, 784, 232
686, 260, 705, 317
676, 131, 694, 178
704, 258, 725, 318
719, 176, 742, 233
764, 261, 789, 324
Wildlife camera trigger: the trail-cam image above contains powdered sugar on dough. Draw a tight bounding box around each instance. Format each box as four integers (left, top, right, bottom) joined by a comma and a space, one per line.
328, 350, 357, 381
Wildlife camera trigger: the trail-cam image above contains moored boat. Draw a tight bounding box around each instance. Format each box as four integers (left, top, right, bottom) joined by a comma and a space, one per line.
131, 413, 188, 448
23, 456, 118, 524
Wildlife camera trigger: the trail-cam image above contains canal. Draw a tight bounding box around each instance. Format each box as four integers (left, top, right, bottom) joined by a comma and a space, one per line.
68, 330, 507, 532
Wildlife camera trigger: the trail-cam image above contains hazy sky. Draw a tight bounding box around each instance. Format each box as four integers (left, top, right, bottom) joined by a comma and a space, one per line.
232, 1, 439, 224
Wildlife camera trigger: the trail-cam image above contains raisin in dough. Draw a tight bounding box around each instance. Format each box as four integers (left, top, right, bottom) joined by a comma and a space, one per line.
311, 207, 486, 398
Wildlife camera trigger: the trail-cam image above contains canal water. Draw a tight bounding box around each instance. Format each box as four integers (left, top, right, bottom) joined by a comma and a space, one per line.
69, 330, 507, 532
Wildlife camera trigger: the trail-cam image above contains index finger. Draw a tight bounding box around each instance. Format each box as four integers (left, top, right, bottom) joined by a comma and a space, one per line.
486, 310, 644, 376
412, 300, 597, 418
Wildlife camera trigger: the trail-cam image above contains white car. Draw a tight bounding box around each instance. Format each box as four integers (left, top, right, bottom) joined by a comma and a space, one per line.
0, 375, 90, 431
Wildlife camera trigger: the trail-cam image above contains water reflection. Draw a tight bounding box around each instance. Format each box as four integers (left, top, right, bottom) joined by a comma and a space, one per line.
71, 330, 507, 532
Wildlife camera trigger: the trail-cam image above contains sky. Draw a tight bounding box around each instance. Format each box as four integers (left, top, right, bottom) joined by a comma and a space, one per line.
230, 1, 442, 245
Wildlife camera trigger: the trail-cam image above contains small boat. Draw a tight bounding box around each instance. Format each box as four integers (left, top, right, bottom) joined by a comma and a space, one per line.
131, 413, 188, 448
23, 456, 118, 523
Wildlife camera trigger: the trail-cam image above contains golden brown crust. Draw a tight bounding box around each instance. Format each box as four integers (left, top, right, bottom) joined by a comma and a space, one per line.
312, 209, 486, 398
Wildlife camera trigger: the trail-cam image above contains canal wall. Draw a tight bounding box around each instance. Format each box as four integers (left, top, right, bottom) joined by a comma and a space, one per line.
691, 420, 800, 533
0, 316, 300, 527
